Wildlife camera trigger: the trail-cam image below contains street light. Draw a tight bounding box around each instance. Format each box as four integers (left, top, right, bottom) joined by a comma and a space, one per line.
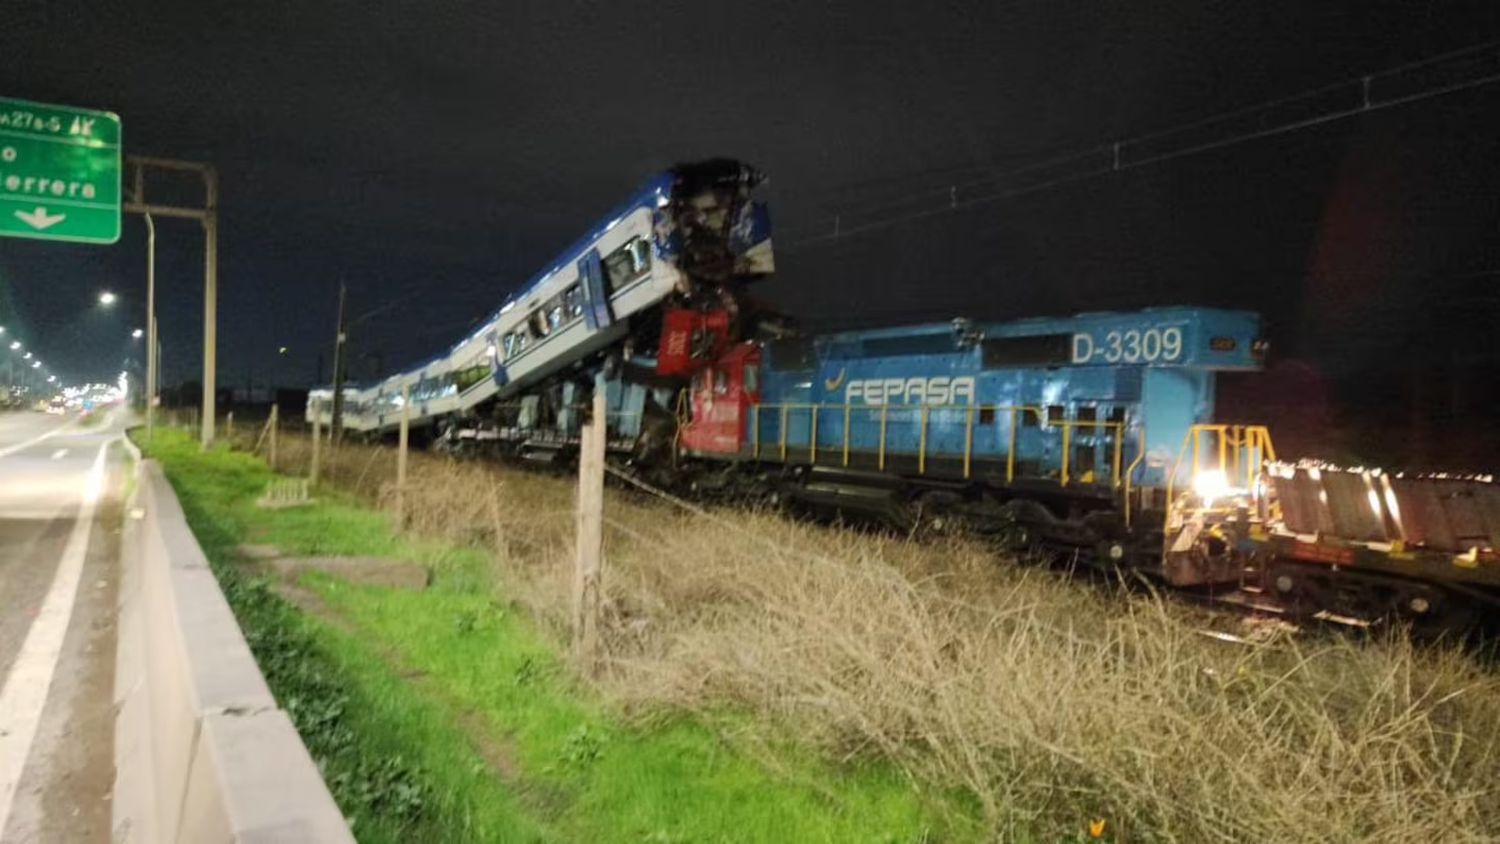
31, 361, 39, 369
22, 352, 31, 360
99, 291, 118, 306
9, 341, 19, 350
132, 328, 144, 339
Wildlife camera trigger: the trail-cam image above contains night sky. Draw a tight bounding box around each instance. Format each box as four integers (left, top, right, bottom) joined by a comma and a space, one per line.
3, 1, 1498, 465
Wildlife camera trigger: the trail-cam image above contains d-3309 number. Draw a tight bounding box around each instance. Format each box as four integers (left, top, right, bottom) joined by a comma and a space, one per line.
1071, 327, 1183, 364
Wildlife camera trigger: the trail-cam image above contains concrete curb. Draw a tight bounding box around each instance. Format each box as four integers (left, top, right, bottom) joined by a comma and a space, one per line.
112, 459, 353, 843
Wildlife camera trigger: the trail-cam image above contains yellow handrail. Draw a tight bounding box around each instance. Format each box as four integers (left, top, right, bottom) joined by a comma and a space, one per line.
810, 405, 819, 463
1165, 423, 1277, 512
751, 404, 760, 459
743, 402, 1134, 488
779, 405, 789, 461
1007, 408, 1019, 483
1061, 423, 1072, 485
842, 404, 851, 467
963, 406, 975, 479
918, 406, 929, 474
1123, 427, 1147, 527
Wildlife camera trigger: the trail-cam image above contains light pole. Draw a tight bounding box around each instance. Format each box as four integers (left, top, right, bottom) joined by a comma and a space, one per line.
145, 210, 158, 444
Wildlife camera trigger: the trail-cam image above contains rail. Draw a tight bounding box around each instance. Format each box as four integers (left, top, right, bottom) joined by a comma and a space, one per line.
749, 402, 1127, 487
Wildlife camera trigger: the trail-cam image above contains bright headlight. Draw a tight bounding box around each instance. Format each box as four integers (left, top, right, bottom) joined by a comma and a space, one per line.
1192, 469, 1231, 506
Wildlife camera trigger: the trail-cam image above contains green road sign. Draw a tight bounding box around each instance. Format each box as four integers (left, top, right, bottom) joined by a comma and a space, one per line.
0, 96, 121, 244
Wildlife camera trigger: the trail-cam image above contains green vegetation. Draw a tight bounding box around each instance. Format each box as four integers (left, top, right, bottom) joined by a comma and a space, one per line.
142, 425, 1500, 842
138, 427, 964, 842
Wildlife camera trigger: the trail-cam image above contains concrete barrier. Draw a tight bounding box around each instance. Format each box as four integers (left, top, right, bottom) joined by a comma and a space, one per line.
113, 460, 354, 843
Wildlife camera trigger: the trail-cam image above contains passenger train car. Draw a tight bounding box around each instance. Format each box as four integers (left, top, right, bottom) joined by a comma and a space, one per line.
309, 159, 773, 438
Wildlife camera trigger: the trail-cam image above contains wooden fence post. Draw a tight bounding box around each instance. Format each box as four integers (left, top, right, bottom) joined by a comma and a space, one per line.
268, 404, 279, 471
574, 380, 606, 670
396, 384, 410, 527
310, 399, 322, 486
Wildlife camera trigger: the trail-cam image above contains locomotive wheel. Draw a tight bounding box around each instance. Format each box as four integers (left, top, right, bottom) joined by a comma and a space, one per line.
912, 491, 966, 538
998, 499, 1053, 559
1094, 539, 1129, 567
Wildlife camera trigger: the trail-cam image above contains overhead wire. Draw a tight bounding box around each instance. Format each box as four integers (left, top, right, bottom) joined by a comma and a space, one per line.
784, 37, 1500, 248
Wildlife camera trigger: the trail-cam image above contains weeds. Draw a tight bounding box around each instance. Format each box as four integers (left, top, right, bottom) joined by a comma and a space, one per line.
153, 427, 948, 842
247, 428, 1500, 841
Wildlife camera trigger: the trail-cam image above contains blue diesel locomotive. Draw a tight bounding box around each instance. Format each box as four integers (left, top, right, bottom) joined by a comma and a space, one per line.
676, 306, 1274, 586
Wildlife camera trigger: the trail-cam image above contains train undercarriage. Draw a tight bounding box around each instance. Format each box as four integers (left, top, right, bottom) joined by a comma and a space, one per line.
425, 404, 1500, 637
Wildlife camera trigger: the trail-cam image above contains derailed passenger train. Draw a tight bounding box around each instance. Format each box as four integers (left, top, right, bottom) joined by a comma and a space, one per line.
311, 158, 774, 441
312, 161, 1500, 627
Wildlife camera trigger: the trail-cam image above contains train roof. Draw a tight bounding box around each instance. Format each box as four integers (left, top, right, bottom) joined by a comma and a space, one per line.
376, 159, 763, 389
811, 305, 1259, 343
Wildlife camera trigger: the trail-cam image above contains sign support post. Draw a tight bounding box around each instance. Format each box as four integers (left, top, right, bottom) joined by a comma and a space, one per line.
123, 156, 219, 449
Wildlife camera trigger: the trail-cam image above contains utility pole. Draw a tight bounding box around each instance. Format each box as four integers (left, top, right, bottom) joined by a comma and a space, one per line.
330, 280, 348, 443
395, 383, 410, 526
310, 398, 322, 486
144, 209, 157, 445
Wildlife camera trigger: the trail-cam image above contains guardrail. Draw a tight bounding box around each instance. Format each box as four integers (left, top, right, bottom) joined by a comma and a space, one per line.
111, 458, 353, 843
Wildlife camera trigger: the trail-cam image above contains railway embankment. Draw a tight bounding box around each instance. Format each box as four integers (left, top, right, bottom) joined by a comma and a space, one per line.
138, 424, 1500, 842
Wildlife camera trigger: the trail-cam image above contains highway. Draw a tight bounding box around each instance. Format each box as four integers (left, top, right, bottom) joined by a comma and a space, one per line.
0, 409, 129, 843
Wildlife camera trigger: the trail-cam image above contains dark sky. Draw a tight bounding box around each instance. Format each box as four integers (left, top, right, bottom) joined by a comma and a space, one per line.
3, 1, 1499, 460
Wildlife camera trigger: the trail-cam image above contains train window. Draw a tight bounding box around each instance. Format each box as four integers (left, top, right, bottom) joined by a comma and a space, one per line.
1047, 405, 1065, 426
630, 238, 651, 273
563, 284, 584, 318
603, 237, 650, 292
1075, 442, 1097, 474
1021, 409, 1040, 428
1076, 406, 1096, 423
454, 365, 490, 392
1108, 406, 1126, 424
714, 369, 729, 395
603, 246, 635, 292
530, 309, 550, 338
979, 406, 995, 425
743, 364, 758, 395
502, 332, 516, 359
546, 295, 564, 330
981, 334, 1073, 367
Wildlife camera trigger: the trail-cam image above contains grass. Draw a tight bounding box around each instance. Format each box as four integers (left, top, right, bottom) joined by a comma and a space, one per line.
139, 426, 965, 842
245, 425, 1500, 843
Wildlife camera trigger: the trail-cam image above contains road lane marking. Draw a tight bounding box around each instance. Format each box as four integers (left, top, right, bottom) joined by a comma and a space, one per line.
0, 419, 77, 460
50, 448, 68, 460
0, 441, 109, 833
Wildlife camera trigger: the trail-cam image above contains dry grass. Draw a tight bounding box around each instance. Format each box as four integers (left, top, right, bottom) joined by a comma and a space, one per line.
252, 427, 1500, 842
